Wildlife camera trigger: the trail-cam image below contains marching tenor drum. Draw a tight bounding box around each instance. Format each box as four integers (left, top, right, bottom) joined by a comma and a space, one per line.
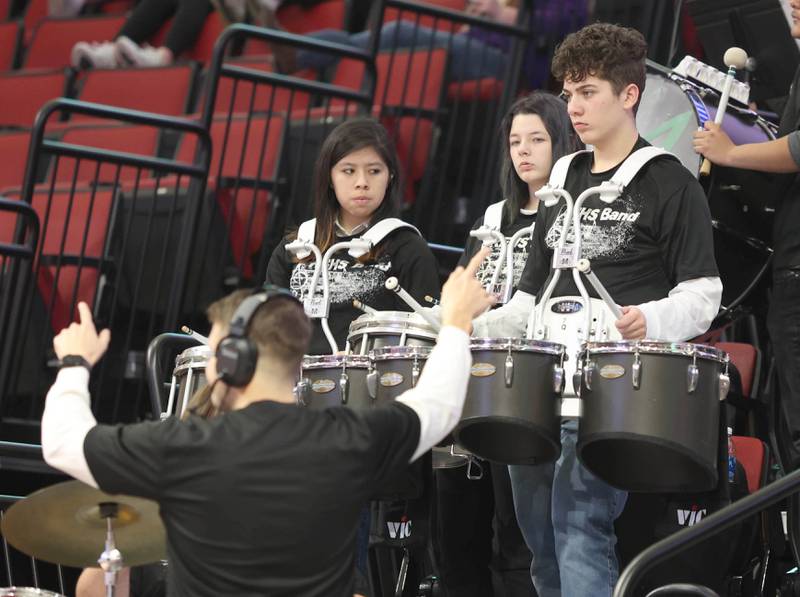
370, 345, 432, 402
295, 355, 372, 410
575, 341, 730, 492
346, 311, 438, 355
453, 338, 566, 465
165, 345, 212, 419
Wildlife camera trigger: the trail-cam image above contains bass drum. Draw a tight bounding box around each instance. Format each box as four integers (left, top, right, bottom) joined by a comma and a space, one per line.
637, 63, 776, 310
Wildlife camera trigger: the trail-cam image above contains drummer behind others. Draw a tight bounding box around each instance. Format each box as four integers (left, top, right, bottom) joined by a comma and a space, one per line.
39, 248, 495, 597
469, 23, 722, 597
693, 0, 800, 471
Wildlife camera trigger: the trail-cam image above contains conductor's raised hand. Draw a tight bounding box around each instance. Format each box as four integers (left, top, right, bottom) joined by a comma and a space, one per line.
53, 302, 111, 366
440, 247, 496, 332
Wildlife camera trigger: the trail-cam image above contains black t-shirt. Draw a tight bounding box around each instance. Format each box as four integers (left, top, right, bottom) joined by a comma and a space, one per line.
518, 137, 719, 305
459, 208, 537, 295
83, 401, 421, 597
265, 226, 441, 354
775, 64, 800, 270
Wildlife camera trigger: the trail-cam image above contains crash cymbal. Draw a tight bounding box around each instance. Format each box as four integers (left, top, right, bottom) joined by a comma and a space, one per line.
1, 480, 166, 568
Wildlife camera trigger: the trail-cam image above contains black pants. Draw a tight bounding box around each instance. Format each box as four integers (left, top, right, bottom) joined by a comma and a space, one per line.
118, 0, 213, 56
768, 269, 800, 470
434, 463, 535, 597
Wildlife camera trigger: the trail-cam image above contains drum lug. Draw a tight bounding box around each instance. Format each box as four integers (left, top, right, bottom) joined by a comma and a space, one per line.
687, 364, 699, 394
504, 353, 514, 387
295, 378, 310, 407
466, 457, 484, 481
632, 352, 641, 390
718, 372, 731, 401
687, 351, 699, 394
412, 356, 421, 387
553, 364, 564, 393
572, 365, 583, 395
339, 371, 349, 405
583, 360, 594, 391
719, 355, 731, 401
366, 367, 378, 400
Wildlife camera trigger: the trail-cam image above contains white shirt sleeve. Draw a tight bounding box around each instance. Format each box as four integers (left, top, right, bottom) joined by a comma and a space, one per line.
41, 368, 99, 488
396, 326, 472, 462
471, 290, 535, 338
636, 276, 723, 341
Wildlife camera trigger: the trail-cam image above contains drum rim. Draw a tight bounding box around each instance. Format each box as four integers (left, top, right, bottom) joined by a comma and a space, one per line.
470, 337, 565, 355
347, 311, 439, 338
175, 345, 213, 365
0, 589, 66, 597
372, 345, 433, 360
582, 340, 728, 362
302, 354, 371, 368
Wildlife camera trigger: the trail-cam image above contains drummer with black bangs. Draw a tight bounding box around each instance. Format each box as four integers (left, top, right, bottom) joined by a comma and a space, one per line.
265, 118, 440, 356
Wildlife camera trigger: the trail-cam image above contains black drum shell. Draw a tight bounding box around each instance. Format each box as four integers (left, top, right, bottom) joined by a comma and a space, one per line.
373, 354, 428, 402
577, 352, 721, 493
299, 365, 371, 410
453, 349, 562, 466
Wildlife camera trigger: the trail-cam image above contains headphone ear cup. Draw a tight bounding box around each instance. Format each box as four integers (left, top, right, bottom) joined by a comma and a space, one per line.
216, 337, 259, 388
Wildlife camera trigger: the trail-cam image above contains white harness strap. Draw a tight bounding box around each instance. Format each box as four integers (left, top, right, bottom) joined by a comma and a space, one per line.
349, 218, 420, 257
293, 218, 317, 259
610, 146, 675, 187
482, 200, 505, 230
547, 150, 591, 189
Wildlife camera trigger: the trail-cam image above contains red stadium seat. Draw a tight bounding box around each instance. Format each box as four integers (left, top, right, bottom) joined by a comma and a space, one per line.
447, 77, 504, 101
176, 115, 285, 272
0, 0, 11, 20
0, 20, 21, 69
54, 124, 160, 184
731, 436, 768, 494
717, 342, 760, 398
73, 65, 197, 119
383, 0, 465, 33
0, 69, 69, 128
277, 0, 347, 33
183, 12, 226, 63
23, 0, 48, 39
24, 15, 125, 69
0, 131, 31, 190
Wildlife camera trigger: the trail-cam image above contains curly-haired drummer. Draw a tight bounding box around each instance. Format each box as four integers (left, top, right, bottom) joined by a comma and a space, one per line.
471, 23, 722, 595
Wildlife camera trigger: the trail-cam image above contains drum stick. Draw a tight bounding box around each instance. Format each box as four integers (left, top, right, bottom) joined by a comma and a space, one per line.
424, 295, 439, 306
180, 325, 209, 345
385, 277, 441, 330
699, 47, 748, 176
352, 299, 378, 315
576, 259, 623, 320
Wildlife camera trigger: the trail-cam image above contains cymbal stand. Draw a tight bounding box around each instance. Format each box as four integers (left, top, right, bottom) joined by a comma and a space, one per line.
98, 502, 123, 597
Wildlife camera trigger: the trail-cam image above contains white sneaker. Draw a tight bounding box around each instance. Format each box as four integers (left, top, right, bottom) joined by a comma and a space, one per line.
115, 36, 171, 68
71, 40, 119, 69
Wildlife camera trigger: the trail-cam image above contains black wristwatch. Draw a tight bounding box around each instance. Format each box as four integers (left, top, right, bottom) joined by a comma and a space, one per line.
59, 355, 92, 372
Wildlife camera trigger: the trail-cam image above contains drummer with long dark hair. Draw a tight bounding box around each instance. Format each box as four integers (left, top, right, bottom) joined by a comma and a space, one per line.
265, 117, 440, 355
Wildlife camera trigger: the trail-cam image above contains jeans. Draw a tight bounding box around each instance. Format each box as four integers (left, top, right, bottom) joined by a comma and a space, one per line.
508, 420, 628, 597
768, 269, 800, 470
297, 21, 508, 81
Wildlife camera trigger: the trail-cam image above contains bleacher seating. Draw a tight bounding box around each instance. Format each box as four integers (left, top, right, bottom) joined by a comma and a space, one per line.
0, 20, 21, 69
0, 69, 70, 128
24, 15, 125, 68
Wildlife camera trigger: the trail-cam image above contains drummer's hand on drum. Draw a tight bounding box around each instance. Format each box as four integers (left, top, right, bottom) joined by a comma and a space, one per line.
615, 306, 647, 340
53, 302, 111, 366
440, 247, 496, 332
692, 121, 735, 167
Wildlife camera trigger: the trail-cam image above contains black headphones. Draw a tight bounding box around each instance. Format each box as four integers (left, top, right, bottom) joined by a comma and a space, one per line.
215, 285, 301, 388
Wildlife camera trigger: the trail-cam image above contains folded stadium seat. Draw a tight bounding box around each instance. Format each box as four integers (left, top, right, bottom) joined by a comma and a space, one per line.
182, 11, 225, 63
0, 69, 71, 129
0, 20, 21, 70
53, 124, 160, 184
731, 436, 768, 494
72, 64, 198, 120
200, 57, 314, 117
717, 342, 761, 400
276, 0, 347, 33
22, 0, 47, 41
331, 48, 448, 204
0, 131, 31, 190
382, 0, 465, 32
96, 0, 136, 15
4, 186, 117, 332
24, 15, 126, 69
0, 0, 11, 20
174, 114, 286, 278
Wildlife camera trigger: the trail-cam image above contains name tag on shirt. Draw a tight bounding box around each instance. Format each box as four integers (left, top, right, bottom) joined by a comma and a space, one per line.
304, 296, 329, 319
554, 245, 578, 270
